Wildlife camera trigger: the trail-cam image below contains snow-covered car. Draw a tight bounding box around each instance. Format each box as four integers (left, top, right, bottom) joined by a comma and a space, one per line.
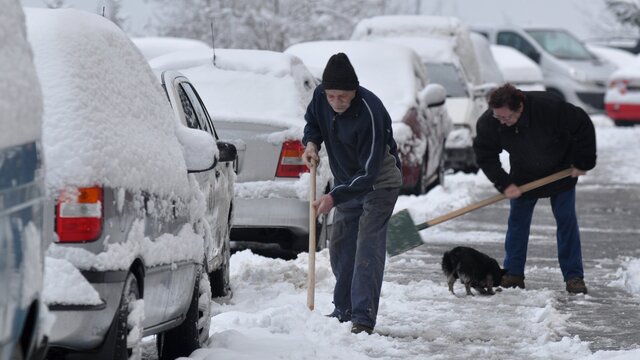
489, 44, 546, 91
131, 36, 211, 61
351, 15, 492, 173
474, 25, 617, 113
605, 56, 640, 126
0, 2, 50, 360
26, 8, 234, 359
148, 47, 333, 252
286, 40, 451, 194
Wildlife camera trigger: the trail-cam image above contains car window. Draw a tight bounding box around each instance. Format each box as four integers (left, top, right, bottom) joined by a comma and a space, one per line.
180, 82, 219, 139
177, 84, 203, 131
525, 29, 595, 61
497, 31, 539, 62
425, 62, 468, 98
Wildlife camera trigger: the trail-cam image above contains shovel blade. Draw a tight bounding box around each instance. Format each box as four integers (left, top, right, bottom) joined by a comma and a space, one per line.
386, 209, 423, 257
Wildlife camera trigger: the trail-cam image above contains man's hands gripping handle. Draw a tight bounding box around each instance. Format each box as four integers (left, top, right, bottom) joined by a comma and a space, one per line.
304, 142, 334, 215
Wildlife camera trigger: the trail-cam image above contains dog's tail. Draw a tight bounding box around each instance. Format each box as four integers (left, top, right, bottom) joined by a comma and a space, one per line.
441, 250, 456, 275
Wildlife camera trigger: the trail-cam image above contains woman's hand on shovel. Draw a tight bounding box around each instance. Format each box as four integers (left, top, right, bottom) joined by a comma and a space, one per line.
313, 194, 334, 215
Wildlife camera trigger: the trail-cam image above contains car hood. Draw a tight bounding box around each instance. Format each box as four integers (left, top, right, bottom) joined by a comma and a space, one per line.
563, 59, 616, 83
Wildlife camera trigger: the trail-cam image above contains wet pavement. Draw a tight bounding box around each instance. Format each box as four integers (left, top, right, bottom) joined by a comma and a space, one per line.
391, 181, 640, 353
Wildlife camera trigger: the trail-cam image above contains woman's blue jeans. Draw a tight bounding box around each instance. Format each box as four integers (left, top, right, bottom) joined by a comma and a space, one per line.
504, 187, 584, 281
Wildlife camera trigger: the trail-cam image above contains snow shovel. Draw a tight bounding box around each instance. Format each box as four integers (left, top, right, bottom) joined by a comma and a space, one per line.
386, 168, 573, 257
307, 161, 317, 311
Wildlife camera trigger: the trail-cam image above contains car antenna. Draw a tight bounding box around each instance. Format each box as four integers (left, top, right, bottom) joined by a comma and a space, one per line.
210, 22, 217, 67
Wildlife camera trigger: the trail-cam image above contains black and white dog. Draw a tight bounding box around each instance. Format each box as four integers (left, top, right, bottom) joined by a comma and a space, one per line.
441, 246, 506, 296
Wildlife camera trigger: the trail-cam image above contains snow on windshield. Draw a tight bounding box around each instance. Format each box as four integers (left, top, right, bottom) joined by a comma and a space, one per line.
526, 29, 595, 60
25, 9, 190, 197
0, 0, 42, 148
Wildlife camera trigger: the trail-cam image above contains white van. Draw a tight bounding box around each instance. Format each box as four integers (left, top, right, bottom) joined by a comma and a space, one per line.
474, 26, 617, 113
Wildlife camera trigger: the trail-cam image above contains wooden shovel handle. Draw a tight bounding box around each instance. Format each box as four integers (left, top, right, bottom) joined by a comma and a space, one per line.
417, 168, 573, 230
307, 162, 317, 310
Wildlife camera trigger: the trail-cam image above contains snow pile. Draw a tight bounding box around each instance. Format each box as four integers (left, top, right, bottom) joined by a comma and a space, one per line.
26, 8, 190, 198
611, 258, 640, 296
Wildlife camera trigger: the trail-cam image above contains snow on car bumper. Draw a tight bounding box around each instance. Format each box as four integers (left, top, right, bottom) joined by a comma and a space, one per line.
47, 271, 126, 350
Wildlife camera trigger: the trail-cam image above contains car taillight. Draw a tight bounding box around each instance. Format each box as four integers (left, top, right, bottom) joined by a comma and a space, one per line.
276, 140, 309, 178
402, 108, 421, 135
610, 79, 629, 94
56, 186, 103, 243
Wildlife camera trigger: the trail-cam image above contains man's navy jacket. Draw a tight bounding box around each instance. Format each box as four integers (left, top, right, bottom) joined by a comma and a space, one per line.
303, 85, 401, 205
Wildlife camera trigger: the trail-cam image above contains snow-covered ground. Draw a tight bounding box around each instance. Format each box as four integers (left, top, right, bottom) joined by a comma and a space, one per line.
154, 115, 640, 359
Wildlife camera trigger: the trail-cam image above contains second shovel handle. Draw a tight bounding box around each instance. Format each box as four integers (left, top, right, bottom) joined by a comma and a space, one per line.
417, 168, 573, 231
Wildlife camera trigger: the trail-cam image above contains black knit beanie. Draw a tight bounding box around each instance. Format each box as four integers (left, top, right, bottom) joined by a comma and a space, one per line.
322, 53, 359, 91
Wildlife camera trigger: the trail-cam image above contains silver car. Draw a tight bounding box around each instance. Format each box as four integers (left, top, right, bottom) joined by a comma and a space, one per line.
26, 8, 234, 359
148, 48, 333, 252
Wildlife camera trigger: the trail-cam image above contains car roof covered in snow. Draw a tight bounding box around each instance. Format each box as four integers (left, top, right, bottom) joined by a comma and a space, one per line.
285, 40, 425, 123
490, 45, 544, 84
351, 15, 482, 86
0, 1, 42, 148
131, 36, 212, 61
148, 47, 317, 131
25, 8, 190, 196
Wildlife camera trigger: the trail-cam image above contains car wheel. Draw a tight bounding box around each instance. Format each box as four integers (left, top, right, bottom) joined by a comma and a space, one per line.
113, 272, 143, 360
156, 270, 212, 360
210, 238, 231, 298
614, 119, 634, 127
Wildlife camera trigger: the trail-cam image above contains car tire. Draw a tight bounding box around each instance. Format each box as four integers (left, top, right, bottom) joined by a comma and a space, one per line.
156, 270, 212, 360
210, 239, 231, 298
113, 272, 142, 360
614, 119, 634, 127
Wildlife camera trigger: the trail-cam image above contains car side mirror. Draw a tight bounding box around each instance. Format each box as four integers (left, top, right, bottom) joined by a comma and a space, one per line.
419, 83, 447, 108
217, 141, 237, 163
175, 125, 218, 173
530, 50, 541, 64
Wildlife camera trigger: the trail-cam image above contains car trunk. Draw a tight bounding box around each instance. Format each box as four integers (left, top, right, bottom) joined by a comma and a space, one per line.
215, 120, 292, 183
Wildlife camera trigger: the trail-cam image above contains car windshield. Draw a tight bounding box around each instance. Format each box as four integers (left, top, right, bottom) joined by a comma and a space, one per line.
525, 29, 595, 61
424, 62, 468, 97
